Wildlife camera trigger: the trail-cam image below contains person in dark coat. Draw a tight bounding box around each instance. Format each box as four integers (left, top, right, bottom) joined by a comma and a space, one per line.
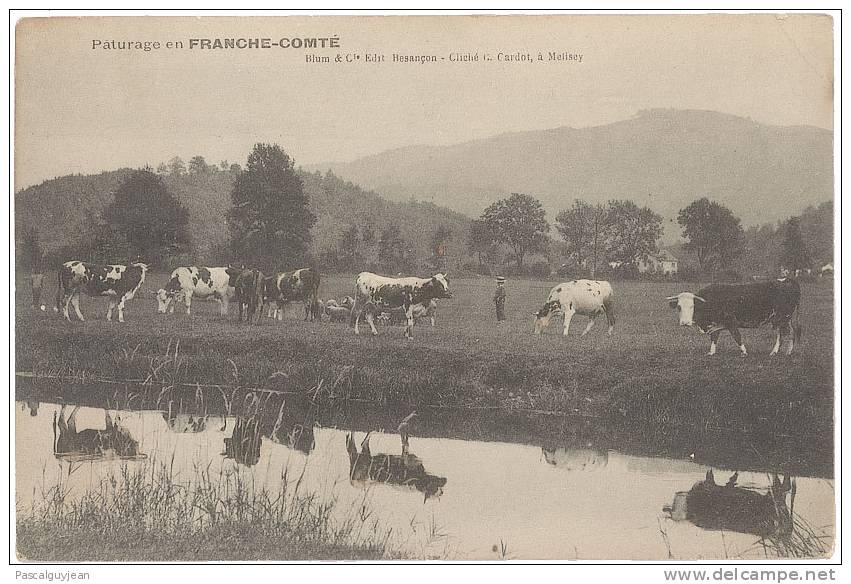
493, 276, 506, 323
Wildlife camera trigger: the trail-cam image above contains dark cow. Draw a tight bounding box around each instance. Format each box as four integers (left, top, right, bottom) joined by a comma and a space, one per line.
664, 470, 793, 537
352, 272, 451, 339
667, 279, 802, 356
226, 267, 265, 324
264, 268, 321, 321
56, 260, 148, 322
345, 432, 447, 502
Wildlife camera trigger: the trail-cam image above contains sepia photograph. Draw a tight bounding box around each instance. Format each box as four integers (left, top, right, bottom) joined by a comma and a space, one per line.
11, 11, 838, 565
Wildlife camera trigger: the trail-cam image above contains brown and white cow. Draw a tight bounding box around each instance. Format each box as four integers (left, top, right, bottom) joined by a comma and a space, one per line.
56, 261, 148, 322
263, 268, 321, 321
225, 267, 266, 324
153, 266, 235, 316
351, 272, 451, 339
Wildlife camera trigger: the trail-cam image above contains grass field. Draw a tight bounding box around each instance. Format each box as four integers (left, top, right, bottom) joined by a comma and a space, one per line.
15, 272, 835, 442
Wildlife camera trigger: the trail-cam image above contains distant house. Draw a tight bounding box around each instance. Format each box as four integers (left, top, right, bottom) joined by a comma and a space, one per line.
637, 250, 679, 276
821, 262, 834, 276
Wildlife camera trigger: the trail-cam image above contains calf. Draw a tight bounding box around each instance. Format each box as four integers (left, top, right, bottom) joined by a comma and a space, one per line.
264, 267, 321, 321
664, 470, 792, 537
533, 280, 616, 336
226, 267, 265, 324
56, 260, 148, 322
667, 279, 802, 356
352, 272, 451, 339
325, 304, 351, 323
153, 266, 235, 316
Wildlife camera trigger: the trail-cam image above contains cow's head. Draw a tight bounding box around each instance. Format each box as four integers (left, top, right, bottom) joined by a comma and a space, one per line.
225, 266, 245, 288
430, 273, 452, 298
667, 292, 706, 326
533, 300, 561, 335
152, 288, 173, 313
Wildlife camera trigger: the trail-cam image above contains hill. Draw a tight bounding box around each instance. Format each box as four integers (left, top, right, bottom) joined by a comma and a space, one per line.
14, 166, 471, 270
309, 109, 833, 236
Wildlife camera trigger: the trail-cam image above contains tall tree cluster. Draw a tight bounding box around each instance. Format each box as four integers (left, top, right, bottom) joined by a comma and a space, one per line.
677, 197, 745, 273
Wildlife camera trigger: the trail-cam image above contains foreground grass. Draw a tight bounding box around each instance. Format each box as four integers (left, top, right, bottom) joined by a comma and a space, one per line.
15, 273, 834, 441
17, 460, 402, 562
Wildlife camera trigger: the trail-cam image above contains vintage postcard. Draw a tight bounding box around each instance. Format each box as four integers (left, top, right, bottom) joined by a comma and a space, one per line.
12, 13, 836, 564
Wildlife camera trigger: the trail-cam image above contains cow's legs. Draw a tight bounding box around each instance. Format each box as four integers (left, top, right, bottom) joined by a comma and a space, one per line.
61, 293, 73, 321
106, 299, 116, 321
707, 331, 721, 356
117, 296, 128, 323
219, 298, 229, 316
277, 301, 285, 321
729, 327, 747, 356
580, 316, 596, 337
785, 322, 795, 355
183, 291, 193, 315
770, 327, 782, 356
365, 309, 379, 336
430, 315, 435, 327
603, 300, 616, 335
562, 309, 575, 336
70, 293, 85, 321
404, 304, 415, 340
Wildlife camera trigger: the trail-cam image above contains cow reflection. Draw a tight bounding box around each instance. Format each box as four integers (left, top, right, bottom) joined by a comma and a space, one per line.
20, 400, 39, 417
162, 411, 227, 433
664, 470, 793, 537
266, 420, 315, 455
54, 405, 142, 460
346, 433, 447, 502
222, 410, 316, 467
542, 447, 609, 472
222, 415, 262, 466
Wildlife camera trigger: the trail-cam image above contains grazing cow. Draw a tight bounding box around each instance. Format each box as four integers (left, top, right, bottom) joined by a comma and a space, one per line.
542, 447, 609, 472
56, 261, 148, 323
54, 405, 141, 460
226, 267, 265, 324
667, 279, 802, 356
325, 304, 351, 323
533, 280, 616, 336
345, 433, 447, 502
352, 272, 451, 339
377, 299, 438, 327
664, 470, 792, 537
153, 267, 235, 316
263, 268, 321, 321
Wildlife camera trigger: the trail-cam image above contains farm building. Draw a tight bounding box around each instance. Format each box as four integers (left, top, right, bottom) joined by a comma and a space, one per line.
637, 249, 679, 276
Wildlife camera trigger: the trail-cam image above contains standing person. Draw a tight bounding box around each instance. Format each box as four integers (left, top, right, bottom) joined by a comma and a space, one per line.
493, 276, 506, 323
31, 267, 45, 310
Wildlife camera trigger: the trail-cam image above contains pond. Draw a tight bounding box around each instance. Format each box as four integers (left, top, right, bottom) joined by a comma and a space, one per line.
14, 381, 835, 560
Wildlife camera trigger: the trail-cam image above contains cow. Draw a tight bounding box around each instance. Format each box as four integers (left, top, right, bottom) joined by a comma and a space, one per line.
225, 267, 265, 324
325, 304, 352, 323
667, 279, 802, 356
351, 272, 451, 339
345, 432, 447, 502
263, 268, 321, 322
533, 280, 616, 337
56, 261, 148, 323
153, 267, 235, 316
664, 470, 793, 537
54, 405, 142, 460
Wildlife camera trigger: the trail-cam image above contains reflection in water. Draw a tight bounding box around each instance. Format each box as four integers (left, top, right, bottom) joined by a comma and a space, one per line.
54, 405, 144, 461
162, 411, 227, 433
542, 447, 609, 472
222, 415, 262, 466
665, 470, 793, 537
346, 433, 447, 502
21, 400, 39, 417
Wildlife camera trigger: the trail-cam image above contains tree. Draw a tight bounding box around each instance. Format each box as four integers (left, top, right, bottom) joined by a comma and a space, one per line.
101, 170, 190, 263
429, 225, 453, 272
188, 155, 210, 174
678, 198, 745, 273
227, 143, 316, 269
481, 192, 549, 268
555, 201, 610, 278
167, 157, 186, 176
606, 200, 663, 269
378, 224, 409, 273
20, 226, 42, 270
155, 163, 168, 175
339, 225, 362, 267
467, 219, 496, 272
779, 217, 811, 272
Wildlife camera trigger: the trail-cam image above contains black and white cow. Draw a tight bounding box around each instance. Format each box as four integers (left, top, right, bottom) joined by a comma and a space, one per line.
263, 268, 321, 321
226, 267, 266, 324
153, 266, 235, 316
351, 272, 451, 339
533, 280, 616, 336
667, 279, 802, 356
56, 261, 148, 322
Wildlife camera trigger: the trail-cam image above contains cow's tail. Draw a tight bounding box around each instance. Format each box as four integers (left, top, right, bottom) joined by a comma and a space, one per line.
55, 268, 64, 313
793, 307, 803, 344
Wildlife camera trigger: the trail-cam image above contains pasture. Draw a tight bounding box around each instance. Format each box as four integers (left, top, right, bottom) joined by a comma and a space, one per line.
15, 272, 835, 443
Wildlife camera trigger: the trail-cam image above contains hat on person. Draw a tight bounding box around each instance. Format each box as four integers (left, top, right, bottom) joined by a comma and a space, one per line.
495, 276, 506, 284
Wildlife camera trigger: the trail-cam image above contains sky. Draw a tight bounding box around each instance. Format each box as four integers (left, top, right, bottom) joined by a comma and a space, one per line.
14, 13, 834, 191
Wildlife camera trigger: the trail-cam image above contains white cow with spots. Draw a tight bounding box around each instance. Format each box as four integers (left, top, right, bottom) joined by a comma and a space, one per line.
153, 267, 235, 316
533, 280, 616, 336
56, 261, 148, 322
